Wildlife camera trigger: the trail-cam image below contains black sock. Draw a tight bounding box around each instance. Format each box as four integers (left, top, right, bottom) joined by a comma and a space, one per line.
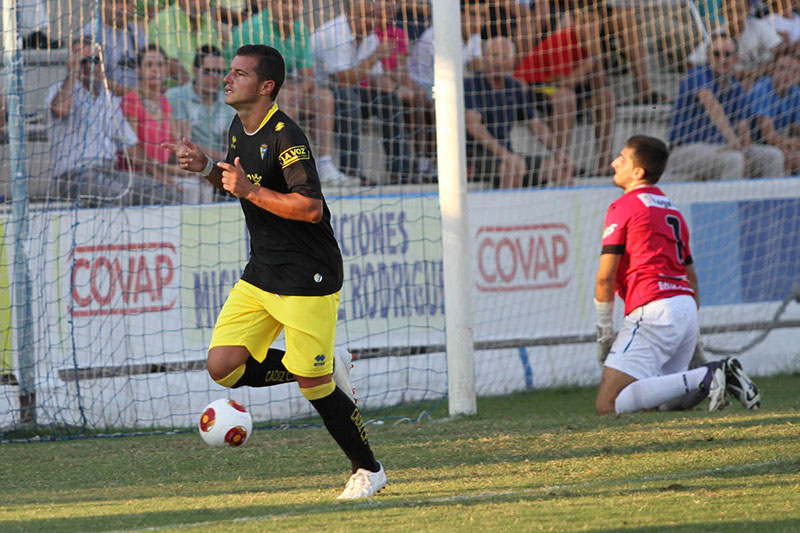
231, 348, 295, 388
310, 387, 380, 473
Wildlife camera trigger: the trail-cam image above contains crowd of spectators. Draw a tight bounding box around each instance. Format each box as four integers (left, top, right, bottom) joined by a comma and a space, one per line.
6, 0, 799, 206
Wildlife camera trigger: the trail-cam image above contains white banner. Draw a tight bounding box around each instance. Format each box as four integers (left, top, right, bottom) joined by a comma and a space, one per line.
2, 179, 798, 428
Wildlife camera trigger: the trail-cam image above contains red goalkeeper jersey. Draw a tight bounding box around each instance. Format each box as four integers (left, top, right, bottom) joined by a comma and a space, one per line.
601, 185, 695, 315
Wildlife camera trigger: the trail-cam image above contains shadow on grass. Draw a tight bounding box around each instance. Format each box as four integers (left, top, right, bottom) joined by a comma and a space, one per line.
3, 476, 800, 533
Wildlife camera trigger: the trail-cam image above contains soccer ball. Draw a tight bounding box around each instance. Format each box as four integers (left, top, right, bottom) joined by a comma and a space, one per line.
198, 398, 253, 447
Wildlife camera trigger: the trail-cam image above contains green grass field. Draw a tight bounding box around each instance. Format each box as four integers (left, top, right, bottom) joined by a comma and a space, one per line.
2, 374, 799, 532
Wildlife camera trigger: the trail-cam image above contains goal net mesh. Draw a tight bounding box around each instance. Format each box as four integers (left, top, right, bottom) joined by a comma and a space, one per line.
1, 0, 798, 439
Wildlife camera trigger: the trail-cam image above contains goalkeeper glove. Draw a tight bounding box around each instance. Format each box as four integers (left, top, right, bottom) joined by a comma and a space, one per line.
595, 299, 614, 365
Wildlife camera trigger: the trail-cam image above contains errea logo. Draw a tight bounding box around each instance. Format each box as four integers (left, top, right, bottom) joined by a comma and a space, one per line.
313, 354, 326, 367
602, 223, 618, 240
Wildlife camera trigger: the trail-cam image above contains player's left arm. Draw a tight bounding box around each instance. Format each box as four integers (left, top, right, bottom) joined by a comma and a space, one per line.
595, 252, 620, 303
595, 252, 621, 364
217, 156, 323, 223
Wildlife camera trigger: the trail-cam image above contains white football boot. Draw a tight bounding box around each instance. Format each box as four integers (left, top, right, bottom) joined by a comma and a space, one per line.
338, 461, 386, 500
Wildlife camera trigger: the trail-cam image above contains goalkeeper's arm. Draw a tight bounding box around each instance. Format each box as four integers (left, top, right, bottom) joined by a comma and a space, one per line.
595, 253, 621, 364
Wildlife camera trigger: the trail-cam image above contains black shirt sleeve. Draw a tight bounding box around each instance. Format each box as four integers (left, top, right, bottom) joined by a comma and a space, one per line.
275, 122, 322, 199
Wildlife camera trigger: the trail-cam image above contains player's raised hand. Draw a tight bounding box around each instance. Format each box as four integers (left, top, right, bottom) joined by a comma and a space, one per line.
161, 137, 206, 173
217, 157, 254, 198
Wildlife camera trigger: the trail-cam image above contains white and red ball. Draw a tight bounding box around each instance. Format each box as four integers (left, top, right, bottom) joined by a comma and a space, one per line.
198, 398, 253, 447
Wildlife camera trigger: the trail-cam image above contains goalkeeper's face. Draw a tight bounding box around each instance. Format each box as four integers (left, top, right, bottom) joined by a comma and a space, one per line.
611, 147, 643, 191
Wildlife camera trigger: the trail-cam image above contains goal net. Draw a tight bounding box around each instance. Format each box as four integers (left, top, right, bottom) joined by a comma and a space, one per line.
1, 0, 798, 439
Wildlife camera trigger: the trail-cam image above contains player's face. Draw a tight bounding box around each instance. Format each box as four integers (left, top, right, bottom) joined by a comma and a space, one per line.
196, 55, 226, 96
483, 37, 516, 78
611, 146, 640, 190
462, 3, 483, 38
708, 38, 737, 76
224, 55, 272, 108
138, 50, 166, 89
75, 44, 104, 87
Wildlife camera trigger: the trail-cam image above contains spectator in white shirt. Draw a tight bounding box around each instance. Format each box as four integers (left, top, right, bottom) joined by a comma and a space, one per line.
762, 0, 800, 54
81, 0, 146, 96
46, 38, 180, 206
311, 0, 413, 185
687, 0, 781, 88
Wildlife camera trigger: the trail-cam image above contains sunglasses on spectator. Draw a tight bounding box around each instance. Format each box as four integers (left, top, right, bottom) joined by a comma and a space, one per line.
201, 67, 226, 75
81, 56, 101, 65
712, 50, 736, 58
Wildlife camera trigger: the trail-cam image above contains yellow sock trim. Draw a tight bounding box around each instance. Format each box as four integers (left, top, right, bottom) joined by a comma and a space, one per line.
300, 380, 336, 401
214, 364, 246, 388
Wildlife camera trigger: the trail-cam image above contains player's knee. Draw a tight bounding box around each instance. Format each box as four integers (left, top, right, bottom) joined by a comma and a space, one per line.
207, 347, 247, 386
595, 394, 616, 415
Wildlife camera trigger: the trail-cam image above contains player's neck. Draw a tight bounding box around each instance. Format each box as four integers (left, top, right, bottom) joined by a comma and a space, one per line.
238, 99, 276, 134
624, 182, 653, 194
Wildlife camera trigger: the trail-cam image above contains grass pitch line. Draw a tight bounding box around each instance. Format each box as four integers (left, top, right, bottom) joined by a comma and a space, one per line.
116, 458, 796, 533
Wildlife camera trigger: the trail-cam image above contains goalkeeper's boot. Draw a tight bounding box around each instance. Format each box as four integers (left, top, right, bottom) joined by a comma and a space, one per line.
699, 360, 728, 411
333, 347, 356, 403
338, 461, 386, 500
725, 357, 761, 409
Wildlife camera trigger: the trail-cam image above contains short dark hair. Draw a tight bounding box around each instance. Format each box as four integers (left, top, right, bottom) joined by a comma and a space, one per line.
71, 36, 94, 49
235, 44, 285, 99
625, 135, 670, 184
137, 43, 166, 68
194, 44, 223, 69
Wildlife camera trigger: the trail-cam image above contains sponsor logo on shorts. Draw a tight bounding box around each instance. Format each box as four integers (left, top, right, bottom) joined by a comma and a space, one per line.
279, 145, 310, 168
314, 354, 326, 367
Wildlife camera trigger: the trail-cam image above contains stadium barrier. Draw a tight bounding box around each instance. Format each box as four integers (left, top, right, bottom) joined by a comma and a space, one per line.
2, 178, 798, 431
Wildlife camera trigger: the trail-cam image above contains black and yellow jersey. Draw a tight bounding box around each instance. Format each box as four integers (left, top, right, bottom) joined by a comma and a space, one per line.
225, 102, 343, 296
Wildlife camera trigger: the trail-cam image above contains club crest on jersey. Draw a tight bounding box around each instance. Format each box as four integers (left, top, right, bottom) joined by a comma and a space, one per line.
279, 145, 310, 168
602, 223, 618, 239
260, 144, 268, 160
275, 121, 285, 131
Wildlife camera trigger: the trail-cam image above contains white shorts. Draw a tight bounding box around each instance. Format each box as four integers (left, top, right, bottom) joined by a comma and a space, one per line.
604, 295, 697, 381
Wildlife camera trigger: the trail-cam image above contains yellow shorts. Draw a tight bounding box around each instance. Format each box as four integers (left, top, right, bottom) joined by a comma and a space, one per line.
209, 280, 340, 378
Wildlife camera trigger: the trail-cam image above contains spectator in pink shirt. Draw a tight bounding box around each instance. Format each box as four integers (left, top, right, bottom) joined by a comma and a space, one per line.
121, 44, 188, 202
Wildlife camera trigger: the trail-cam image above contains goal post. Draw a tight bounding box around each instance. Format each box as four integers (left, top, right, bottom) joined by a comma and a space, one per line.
432, 0, 476, 417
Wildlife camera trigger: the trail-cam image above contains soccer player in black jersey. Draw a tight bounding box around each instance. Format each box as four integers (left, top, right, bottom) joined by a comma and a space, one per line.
163, 45, 385, 499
